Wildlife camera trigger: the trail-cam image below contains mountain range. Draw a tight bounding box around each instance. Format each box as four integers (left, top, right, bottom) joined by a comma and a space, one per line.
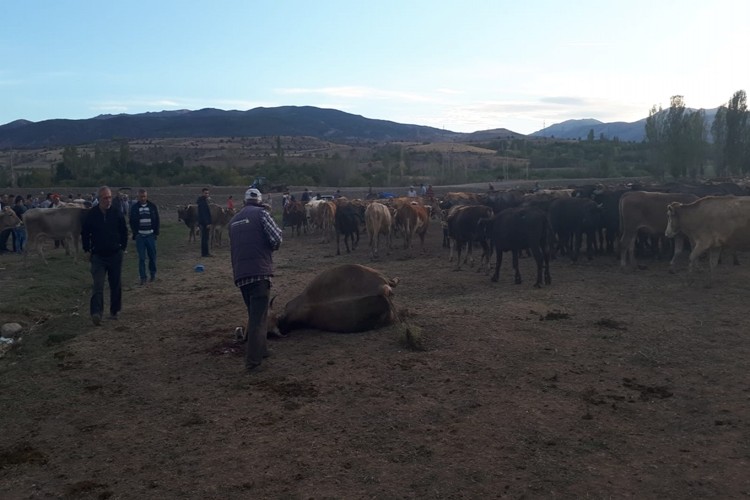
0, 105, 719, 148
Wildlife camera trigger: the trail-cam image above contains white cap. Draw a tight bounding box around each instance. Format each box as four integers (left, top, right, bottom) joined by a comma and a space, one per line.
244, 188, 262, 202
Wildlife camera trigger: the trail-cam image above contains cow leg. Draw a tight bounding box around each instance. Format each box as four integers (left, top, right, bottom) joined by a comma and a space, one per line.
543, 243, 552, 285
620, 232, 634, 268
491, 248, 503, 282
512, 249, 522, 285
707, 248, 721, 284
336, 232, 342, 255
669, 236, 688, 273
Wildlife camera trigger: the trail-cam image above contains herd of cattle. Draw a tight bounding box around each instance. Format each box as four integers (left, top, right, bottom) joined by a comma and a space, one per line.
3, 180, 750, 287
171, 179, 750, 287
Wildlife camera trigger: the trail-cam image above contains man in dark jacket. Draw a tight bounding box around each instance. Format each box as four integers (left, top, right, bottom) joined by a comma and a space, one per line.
229, 188, 282, 373
81, 186, 128, 326
197, 187, 212, 257
129, 188, 160, 285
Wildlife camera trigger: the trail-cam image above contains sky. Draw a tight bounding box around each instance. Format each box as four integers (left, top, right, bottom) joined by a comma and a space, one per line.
2, 0, 749, 135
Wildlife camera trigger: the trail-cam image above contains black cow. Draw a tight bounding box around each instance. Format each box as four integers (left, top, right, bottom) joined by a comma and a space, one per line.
592, 189, 627, 255
335, 201, 362, 255
485, 206, 551, 288
446, 205, 493, 270
548, 197, 601, 261
484, 189, 524, 214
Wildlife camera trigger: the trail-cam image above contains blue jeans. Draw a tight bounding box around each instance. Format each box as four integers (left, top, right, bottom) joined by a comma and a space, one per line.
90, 250, 123, 317
13, 227, 26, 253
135, 233, 157, 280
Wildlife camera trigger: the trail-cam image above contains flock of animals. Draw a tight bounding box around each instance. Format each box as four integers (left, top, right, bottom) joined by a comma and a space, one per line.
173, 179, 750, 293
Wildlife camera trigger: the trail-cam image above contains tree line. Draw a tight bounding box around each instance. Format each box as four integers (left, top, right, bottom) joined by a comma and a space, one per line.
5, 91, 749, 189
645, 90, 749, 179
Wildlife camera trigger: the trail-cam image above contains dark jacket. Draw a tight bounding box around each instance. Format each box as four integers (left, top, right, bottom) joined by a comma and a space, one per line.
129, 200, 160, 238
197, 196, 212, 226
81, 206, 128, 257
229, 205, 274, 283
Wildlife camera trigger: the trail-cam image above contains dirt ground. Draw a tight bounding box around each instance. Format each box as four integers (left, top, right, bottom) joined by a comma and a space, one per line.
1, 201, 749, 499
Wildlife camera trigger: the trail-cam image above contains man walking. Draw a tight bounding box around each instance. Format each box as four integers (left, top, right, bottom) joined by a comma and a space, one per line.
81, 186, 128, 325
229, 188, 282, 373
129, 188, 160, 285
197, 187, 212, 257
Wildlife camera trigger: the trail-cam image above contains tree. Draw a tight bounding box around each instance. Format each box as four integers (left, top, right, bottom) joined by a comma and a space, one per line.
711, 106, 728, 175
724, 90, 748, 175
644, 96, 707, 179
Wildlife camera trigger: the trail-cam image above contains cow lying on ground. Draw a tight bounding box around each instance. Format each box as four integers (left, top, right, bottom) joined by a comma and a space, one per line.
666, 196, 750, 280
269, 264, 400, 335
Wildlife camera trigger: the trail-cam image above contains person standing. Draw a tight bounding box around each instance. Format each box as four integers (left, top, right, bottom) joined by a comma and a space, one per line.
229, 188, 282, 373
12, 196, 27, 253
129, 188, 160, 285
226, 195, 235, 211
81, 186, 128, 325
197, 187, 212, 257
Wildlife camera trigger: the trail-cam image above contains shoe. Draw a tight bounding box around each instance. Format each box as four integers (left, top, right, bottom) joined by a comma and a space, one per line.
262, 350, 272, 359
108, 313, 118, 321
91, 314, 102, 326
149, 275, 156, 282
246, 363, 265, 373
202, 254, 214, 258
140, 278, 147, 286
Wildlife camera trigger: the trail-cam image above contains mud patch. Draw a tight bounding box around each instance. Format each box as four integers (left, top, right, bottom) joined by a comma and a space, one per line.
622, 377, 673, 401
252, 378, 319, 398
595, 318, 627, 330
0, 442, 48, 467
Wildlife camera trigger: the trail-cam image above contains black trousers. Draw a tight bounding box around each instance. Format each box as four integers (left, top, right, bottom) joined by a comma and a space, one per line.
240, 280, 271, 367
200, 223, 210, 257
90, 251, 123, 317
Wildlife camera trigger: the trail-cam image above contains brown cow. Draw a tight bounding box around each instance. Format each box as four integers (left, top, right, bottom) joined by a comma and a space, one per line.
394, 202, 429, 252
619, 191, 698, 269
269, 264, 400, 335
666, 196, 750, 279
210, 204, 233, 248
177, 204, 198, 242
284, 200, 307, 236
365, 202, 392, 259
1, 207, 21, 233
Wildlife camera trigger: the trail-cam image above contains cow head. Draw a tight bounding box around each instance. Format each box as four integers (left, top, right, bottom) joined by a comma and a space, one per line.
665, 202, 681, 238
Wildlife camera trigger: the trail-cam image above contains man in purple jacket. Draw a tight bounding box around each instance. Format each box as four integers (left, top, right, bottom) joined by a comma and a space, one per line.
229, 188, 283, 373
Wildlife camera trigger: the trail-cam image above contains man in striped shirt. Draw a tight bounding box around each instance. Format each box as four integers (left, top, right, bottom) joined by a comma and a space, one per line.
229, 188, 283, 373
129, 188, 160, 286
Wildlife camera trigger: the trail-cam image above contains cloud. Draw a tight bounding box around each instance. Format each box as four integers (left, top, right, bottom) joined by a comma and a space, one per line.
276, 86, 435, 103
539, 96, 588, 106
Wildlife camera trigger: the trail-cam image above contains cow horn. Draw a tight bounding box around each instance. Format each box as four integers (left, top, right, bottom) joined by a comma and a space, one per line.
269, 295, 277, 308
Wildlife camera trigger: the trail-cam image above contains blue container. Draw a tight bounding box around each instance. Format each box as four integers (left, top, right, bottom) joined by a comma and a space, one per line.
194, 264, 205, 272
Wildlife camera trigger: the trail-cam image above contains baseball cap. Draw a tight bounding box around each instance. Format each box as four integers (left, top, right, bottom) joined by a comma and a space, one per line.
244, 188, 262, 202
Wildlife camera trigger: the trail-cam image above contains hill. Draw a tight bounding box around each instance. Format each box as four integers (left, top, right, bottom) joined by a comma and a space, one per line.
531, 108, 720, 142
0, 106, 473, 149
